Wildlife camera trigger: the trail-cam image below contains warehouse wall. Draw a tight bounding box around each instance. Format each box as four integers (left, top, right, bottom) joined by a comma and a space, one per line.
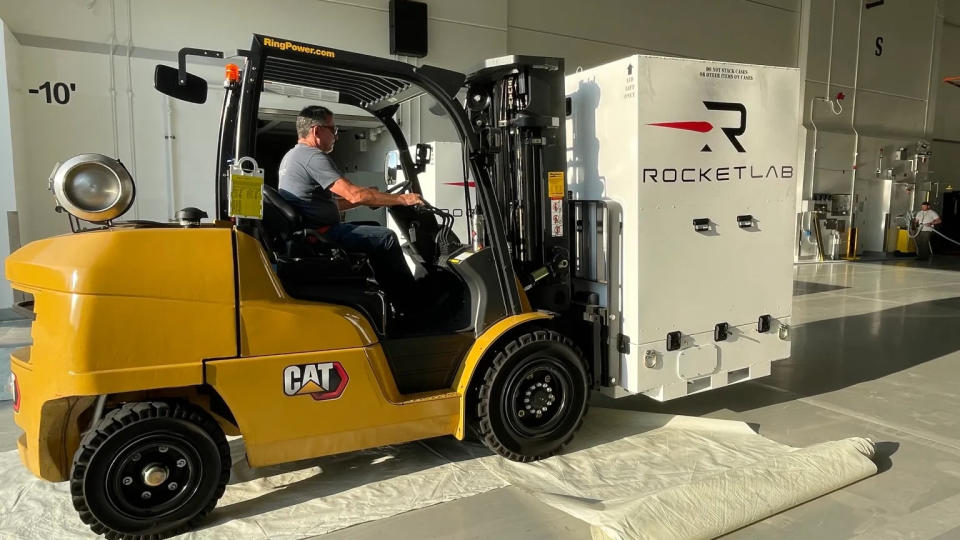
800, 0, 945, 255
506, 0, 802, 71
0, 21, 22, 308
932, 11, 960, 191
0, 0, 509, 247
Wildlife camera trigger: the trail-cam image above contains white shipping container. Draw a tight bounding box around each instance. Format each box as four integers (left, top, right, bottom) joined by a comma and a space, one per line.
566, 55, 800, 400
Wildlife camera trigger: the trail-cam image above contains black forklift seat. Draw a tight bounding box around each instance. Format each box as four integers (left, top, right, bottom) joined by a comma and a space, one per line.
260, 185, 344, 256
260, 184, 388, 334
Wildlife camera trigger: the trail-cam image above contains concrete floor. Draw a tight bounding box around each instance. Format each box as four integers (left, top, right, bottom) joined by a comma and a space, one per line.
4, 259, 960, 538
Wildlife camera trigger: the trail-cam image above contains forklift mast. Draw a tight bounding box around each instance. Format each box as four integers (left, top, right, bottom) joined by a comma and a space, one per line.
465, 56, 571, 313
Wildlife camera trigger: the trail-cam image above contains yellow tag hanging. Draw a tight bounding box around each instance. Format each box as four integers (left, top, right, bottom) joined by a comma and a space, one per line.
228, 157, 264, 219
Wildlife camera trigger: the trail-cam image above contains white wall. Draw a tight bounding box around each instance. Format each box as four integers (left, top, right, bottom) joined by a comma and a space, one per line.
507, 0, 801, 72
0, 0, 509, 249
0, 21, 22, 308
932, 16, 960, 189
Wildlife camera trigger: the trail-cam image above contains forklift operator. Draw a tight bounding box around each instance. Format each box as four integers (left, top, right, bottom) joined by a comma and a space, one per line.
278, 105, 424, 312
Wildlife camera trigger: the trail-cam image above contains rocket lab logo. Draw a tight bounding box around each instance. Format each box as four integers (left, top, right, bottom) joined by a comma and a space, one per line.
283, 362, 349, 401
649, 101, 747, 153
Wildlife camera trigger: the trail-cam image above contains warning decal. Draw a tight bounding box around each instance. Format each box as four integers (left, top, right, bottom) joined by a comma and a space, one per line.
551, 200, 563, 237
548, 171, 565, 199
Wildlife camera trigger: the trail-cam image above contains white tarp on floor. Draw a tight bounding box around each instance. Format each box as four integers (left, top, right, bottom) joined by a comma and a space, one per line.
473, 409, 877, 540
0, 408, 876, 539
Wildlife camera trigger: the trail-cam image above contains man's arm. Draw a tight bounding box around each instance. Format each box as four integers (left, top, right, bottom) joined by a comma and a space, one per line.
334, 186, 385, 211
329, 177, 423, 207
334, 196, 361, 212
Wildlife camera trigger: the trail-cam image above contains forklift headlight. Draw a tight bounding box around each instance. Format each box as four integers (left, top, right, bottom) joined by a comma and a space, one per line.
50, 153, 136, 223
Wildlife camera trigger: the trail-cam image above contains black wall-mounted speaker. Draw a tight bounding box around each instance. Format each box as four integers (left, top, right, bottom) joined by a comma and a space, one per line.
389, 0, 428, 58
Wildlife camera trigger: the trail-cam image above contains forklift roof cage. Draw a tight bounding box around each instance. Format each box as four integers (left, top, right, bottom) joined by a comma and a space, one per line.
218, 34, 522, 315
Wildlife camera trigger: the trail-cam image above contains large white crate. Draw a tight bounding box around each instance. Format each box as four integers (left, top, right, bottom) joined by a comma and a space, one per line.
566, 55, 800, 399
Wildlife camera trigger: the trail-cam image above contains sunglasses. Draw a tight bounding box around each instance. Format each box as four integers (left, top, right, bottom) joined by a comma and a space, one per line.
316, 124, 339, 136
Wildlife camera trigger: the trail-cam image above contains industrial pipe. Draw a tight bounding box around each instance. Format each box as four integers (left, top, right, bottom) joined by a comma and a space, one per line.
125, 0, 140, 219
163, 95, 177, 221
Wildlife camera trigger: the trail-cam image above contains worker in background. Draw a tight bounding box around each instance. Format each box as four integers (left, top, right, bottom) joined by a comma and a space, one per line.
913, 201, 942, 260
278, 105, 424, 314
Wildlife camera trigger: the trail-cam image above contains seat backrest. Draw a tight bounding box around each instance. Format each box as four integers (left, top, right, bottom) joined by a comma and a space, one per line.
261, 184, 302, 258
260, 184, 353, 260
262, 184, 302, 229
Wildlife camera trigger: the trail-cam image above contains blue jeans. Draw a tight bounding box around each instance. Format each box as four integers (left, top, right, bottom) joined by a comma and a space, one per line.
323, 223, 415, 307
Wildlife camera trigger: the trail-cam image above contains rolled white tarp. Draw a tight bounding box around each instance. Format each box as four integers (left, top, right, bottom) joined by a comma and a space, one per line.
478, 410, 877, 540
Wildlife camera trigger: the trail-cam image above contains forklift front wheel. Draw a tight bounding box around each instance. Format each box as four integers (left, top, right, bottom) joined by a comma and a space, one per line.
69, 401, 231, 539
477, 329, 589, 462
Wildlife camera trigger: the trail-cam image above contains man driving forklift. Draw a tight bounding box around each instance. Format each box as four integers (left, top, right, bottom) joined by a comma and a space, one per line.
278, 105, 424, 313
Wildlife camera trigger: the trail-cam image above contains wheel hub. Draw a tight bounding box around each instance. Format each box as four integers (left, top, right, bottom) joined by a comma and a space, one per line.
523, 383, 556, 417
106, 435, 200, 519
506, 360, 572, 436
142, 464, 169, 487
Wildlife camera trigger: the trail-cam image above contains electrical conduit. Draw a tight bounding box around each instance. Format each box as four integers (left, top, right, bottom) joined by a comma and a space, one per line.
125, 0, 140, 219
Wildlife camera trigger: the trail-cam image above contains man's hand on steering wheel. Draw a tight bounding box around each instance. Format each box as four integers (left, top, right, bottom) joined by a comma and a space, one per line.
385, 180, 410, 194
381, 181, 424, 206
399, 193, 424, 206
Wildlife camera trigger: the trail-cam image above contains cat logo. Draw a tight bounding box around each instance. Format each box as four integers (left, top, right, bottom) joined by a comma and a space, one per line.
282, 362, 349, 401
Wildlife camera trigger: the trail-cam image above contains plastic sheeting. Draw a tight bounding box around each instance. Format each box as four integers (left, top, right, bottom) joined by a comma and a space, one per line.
0, 436, 508, 539
471, 409, 877, 540
0, 408, 876, 539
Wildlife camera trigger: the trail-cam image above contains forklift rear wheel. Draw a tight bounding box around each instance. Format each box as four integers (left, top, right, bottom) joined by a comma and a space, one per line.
70, 401, 231, 540
477, 329, 589, 462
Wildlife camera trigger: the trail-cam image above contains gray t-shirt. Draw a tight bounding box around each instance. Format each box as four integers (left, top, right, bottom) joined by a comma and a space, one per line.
277, 143, 343, 226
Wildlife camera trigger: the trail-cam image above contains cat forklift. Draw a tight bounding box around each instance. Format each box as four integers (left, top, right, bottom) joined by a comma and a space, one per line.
6, 35, 598, 539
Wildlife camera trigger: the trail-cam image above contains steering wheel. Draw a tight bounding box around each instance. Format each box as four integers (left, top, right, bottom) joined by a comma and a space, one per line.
385, 180, 410, 194
382, 181, 439, 212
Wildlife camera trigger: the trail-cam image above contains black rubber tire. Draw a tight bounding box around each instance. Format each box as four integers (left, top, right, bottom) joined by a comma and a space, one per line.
476, 329, 589, 462
70, 401, 231, 540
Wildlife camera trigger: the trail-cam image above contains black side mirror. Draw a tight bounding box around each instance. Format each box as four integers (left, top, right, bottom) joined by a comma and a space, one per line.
154, 64, 207, 104
384, 150, 401, 185
414, 143, 432, 173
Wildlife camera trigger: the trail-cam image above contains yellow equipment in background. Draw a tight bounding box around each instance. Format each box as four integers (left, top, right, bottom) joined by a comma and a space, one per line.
897, 229, 917, 254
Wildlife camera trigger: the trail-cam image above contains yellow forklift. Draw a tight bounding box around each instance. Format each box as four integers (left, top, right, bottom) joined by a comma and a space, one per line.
6, 35, 600, 538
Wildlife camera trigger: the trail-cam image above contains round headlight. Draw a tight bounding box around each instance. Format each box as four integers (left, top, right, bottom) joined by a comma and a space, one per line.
51, 153, 135, 223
